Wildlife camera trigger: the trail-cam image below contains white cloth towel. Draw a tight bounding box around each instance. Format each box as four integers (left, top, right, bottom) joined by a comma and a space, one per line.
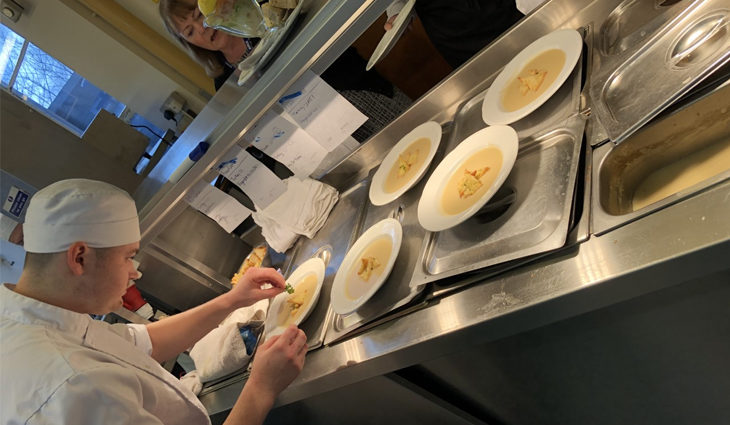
179, 370, 203, 395
252, 177, 339, 253
186, 301, 268, 390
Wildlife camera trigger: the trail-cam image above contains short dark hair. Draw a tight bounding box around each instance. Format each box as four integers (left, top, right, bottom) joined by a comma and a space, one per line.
24, 247, 115, 274
158, 0, 227, 78
23, 252, 59, 273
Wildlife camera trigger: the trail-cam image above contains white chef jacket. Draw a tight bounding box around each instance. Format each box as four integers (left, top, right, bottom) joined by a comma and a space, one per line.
0, 284, 211, 425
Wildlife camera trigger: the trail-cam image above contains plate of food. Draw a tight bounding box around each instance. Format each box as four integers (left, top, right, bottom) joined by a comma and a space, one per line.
417, 125, 518, 232
366, 0, 416, 71
265, 257, 325, 336
237, 0, 303, 85
330, 218, 402, 315
230, 245, 267, 286
481, 28, 582, 125
369, 121, 442, 206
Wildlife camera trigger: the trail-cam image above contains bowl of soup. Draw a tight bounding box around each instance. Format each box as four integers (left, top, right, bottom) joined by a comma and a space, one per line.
330, 218, 402, 315
370, 121, 442, 206
418, 125, 518, 232
482, 28, 582, 125
265, 257, 325, 336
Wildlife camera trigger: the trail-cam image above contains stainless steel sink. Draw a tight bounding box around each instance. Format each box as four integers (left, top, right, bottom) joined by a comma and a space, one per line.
591, 80, 730, 235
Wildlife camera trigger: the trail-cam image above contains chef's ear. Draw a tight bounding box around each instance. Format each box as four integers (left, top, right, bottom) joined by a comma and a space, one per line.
66, 242, 89, 276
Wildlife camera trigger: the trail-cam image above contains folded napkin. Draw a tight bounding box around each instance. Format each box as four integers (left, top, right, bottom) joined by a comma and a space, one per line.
179, 370, 203, 395
252, 177, 339, 253
184, 301, 269, 394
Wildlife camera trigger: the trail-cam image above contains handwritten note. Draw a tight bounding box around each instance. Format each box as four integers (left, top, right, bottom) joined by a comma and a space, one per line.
217, 146, 287, 209
244, 110, 328, 177
184, 181, 251, 233
279, 70, 368, 151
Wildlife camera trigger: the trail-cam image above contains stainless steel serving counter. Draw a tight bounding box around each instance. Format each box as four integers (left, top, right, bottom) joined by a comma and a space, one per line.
128, 0, 730, 418
194, 0, 730, 416
200, 179, 730, 413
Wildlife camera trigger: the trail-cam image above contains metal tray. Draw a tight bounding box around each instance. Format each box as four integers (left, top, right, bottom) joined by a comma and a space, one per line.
277, 180, 369, 350
322, 164, 433, 345
409, 52, 586, 285
591, 78, 730, 235
589, 0, 730, 144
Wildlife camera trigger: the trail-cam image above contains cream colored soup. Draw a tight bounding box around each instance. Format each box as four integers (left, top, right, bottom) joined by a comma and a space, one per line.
384, 137, 431, 193
346, 236, 393, 301
632, 138, 730, 211
276, 273, 318, 327
441, 147, 503, 216
502, 48, 566, 112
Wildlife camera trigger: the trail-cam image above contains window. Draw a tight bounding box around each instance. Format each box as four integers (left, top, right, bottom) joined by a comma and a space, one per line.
0, 24, 127, 136
0, 23, 165, 174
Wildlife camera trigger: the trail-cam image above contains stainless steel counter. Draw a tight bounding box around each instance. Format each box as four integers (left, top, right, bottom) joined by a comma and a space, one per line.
127, 0, 730, 417
197, 0, 730, 416
201, 176, 730, 413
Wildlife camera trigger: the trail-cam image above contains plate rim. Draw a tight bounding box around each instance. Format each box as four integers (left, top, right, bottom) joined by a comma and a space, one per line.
481, 28, 582, 125
237, 0, 304, 85
330, 218, 403, 315
366, 0, 416, 71
369, 121, 443, 206
417, 125, 519, 232
265, 256, 325, 335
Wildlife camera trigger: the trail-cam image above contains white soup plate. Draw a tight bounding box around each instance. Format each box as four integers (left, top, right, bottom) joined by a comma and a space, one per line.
369, 120, 442, 206
331, 218, 402, 315
417, 125, 518, 232
265, 257, 325, 337
482, 28, 582, 125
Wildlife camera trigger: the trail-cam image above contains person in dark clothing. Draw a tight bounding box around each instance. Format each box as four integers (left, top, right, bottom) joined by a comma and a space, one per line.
386, 0, 525, 68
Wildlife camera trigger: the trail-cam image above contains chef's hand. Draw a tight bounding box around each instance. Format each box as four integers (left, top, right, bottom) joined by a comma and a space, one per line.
384, 14, 398, 31
248, 325, 307, 399
228, 267, 285, 308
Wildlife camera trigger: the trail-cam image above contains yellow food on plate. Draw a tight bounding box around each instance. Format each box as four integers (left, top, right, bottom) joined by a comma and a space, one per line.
357, 256, 381, 282
501, 48, 566, 112
383, 137, 431, 194
441, 147, 503, 215
197, 0, 217, 16
518, 69, 547, 95
397, 152, 416, 176
230, 245, 267, 286
276, 273, 318, 326
346, 237, 392, 300
269, 0, 298, 9
457, 167, 490, 199
261, 3, 286, 27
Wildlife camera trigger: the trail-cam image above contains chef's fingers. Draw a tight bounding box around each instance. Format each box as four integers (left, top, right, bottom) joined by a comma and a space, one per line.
249, 267, 286, 289
273, 325, 299, 350
260, 334, 280, 350
256, 286, 285, 300
384, 14, 398, 31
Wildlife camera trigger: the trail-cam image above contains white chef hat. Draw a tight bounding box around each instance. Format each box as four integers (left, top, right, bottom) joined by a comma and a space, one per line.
23, 179, 140, 253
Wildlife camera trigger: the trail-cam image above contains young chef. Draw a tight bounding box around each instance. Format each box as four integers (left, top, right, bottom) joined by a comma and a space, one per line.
0, 179, 307, 425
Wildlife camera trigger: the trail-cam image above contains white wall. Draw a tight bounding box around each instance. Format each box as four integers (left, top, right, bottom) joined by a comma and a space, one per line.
1, 0, 207, 131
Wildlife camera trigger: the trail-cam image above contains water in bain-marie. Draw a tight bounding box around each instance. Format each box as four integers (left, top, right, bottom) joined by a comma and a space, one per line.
346, 236, 393, 300
384, 137, 431, 193
502, 48, 566, 112
276, 273, 318, 326
441, 147, 503, 216
632, 137, 730, 211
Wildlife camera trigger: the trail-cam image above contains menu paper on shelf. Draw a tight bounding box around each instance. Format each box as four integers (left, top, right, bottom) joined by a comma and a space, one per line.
279, 70, 368, 151
217, 146, 287, 209
184, 181, 252, 233
245, 109, 328, 177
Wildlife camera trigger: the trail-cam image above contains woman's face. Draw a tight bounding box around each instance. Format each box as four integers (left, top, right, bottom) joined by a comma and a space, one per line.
174, 6, 231, 51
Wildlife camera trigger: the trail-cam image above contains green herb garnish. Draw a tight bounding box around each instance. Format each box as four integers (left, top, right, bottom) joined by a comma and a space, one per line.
285, 283, 295, 294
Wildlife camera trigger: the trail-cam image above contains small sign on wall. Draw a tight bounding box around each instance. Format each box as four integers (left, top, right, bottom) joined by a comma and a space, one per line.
3, 186, 30, 218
